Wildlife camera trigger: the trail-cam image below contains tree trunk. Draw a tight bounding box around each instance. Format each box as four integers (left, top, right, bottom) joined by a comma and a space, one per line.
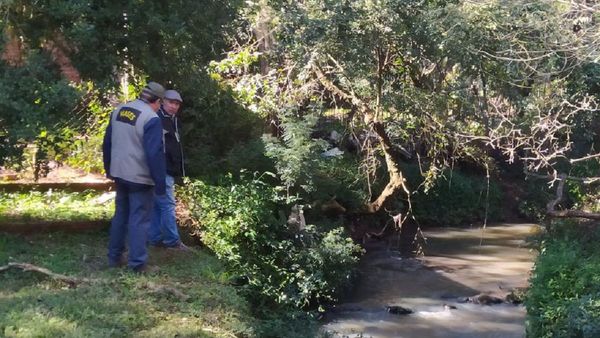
311, 63, 409, 213
1, 27, 24, 66
366, 121, 410, 213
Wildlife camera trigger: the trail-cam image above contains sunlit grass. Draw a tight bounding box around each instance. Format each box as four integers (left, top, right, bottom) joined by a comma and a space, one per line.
0, 231, 255, 337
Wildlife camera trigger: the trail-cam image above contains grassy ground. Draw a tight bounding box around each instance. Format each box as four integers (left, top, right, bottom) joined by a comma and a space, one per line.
0, 230, 256, 337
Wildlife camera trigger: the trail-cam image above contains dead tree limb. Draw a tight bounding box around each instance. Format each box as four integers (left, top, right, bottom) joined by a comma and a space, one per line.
546, 174, 600, 220
0, 262, 91, 288
570, 153, 600, 164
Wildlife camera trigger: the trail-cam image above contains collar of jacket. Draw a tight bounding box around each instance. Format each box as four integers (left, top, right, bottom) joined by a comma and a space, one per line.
158, 107, 175, 119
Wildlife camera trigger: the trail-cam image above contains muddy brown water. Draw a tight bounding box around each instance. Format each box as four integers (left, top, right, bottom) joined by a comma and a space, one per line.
323, 223, 539, 338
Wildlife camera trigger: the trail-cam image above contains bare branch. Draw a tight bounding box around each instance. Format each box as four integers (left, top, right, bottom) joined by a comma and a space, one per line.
0, 262, 92, 288
570, 153, 600, 164
526, 171, 600, 185
546, 175, 600, 220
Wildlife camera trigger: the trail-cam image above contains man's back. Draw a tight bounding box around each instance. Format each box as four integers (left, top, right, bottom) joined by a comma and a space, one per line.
109, 99, 158, 186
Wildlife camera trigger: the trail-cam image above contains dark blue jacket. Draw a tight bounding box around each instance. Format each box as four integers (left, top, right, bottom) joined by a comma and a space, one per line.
157, 107, 185, 177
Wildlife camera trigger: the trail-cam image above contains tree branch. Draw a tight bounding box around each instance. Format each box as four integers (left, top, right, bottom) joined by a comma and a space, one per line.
570, 153, 600, 164
526, 171, 600, 185
0, 262, 91, 288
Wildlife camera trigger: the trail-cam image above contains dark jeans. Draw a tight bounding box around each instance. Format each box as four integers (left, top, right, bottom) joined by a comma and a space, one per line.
107, 180, 154, 270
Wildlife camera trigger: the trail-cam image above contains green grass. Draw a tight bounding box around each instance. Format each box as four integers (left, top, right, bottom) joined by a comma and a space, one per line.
0, 191, 113, 223
0, 230, 256, 337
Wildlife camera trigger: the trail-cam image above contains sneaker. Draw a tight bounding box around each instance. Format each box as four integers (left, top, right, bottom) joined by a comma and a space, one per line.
167, 241, 194, 253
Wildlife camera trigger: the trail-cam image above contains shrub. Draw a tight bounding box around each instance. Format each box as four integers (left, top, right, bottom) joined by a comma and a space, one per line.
0, 52, 81, 169
526, 221, 600, 337
178, 173, 363, 309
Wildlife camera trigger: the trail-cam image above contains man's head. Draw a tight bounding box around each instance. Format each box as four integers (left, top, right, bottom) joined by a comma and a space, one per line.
140, 81, 166, 112
163, 90, 183, 115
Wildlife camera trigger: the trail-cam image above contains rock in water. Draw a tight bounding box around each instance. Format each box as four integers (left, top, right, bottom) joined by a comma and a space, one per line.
471, 294, 504, 305
505, 292, 523, 304
443, 304, 457, 310
386, 305, 413, 315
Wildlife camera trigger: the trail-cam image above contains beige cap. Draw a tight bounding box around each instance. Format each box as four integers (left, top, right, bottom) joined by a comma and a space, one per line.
142, 81, 166, 99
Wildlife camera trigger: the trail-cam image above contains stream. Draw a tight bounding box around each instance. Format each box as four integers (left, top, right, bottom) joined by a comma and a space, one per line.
323, 223, 539, 338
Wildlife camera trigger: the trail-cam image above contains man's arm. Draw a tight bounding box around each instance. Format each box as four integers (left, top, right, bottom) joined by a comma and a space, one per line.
143, 117, 167, 195
102, 116, 113, 179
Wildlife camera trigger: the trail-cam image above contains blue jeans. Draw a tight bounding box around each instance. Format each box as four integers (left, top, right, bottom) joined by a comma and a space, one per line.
107, 181, 154, 270
149, 175, 181, 247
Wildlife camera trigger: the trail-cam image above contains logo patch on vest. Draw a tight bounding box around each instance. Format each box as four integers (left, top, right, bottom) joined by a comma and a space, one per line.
116, 107, 141, 125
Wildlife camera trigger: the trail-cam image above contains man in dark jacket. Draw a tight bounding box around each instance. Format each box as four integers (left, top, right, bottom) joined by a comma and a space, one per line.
149, 89, 190, 250
102, 81, 167, 272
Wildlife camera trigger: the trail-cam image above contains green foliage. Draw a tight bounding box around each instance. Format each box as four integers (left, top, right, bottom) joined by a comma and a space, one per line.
0, 190, 112, 223
526, 221, 600, 338
518, 179, 555, 222
406, 167, 503, 226
0, 52, 82, 168
180, 76, 264, 177
222, 138, 275, 176
263, 112, 328, 194
518, 168, 599, 222
179, 173, 363, 309
253, 309, 325, 338
1, 0, 256, 178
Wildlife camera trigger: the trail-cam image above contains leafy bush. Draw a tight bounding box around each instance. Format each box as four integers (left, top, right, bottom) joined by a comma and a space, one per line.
222, 138, 275, 176
0, 52, 82, 169
526, 221, 600, 338
263, 112, 329, 194
518, 165, 597, 222
178, 173, 363, 309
